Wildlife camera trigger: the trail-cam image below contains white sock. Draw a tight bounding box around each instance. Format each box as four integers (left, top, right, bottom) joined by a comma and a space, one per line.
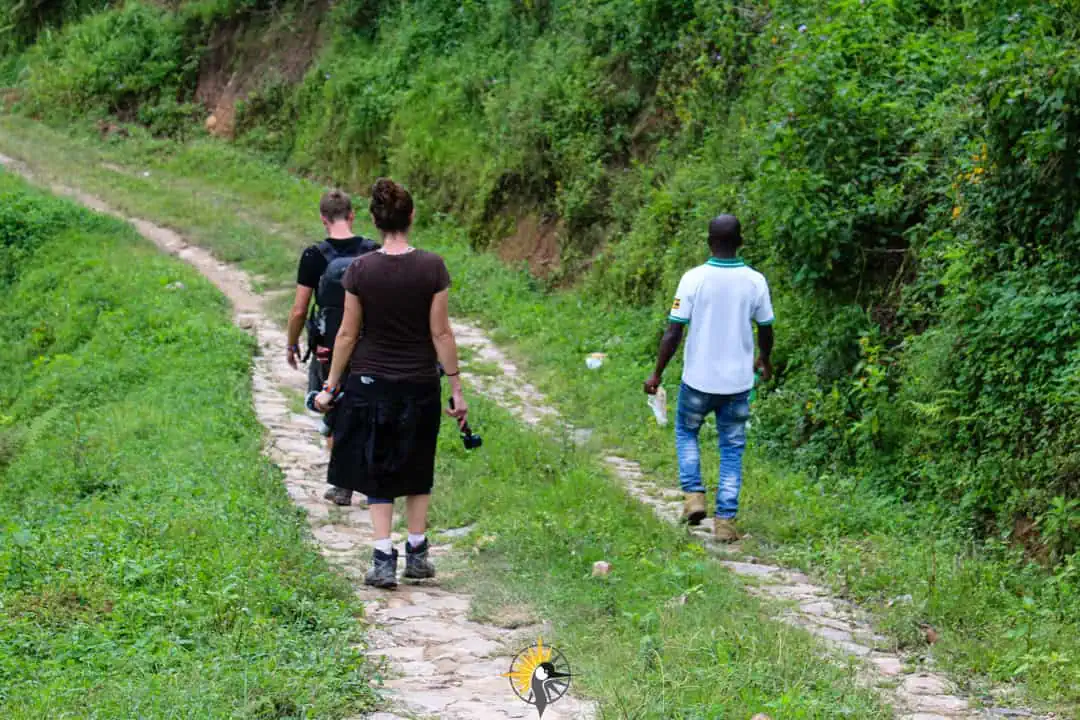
374, 538, 393, 554
407, 533, 426, 549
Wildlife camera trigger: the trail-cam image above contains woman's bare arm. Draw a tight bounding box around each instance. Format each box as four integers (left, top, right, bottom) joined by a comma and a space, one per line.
430, 289, 466, 422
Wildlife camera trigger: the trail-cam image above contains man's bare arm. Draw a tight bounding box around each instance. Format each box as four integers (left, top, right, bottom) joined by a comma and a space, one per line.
286, 284, 314, 368
643, 322, 686, 394
755, 325, 774, 380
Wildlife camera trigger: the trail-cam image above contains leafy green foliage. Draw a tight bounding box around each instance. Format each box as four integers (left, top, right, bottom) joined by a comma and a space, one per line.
21, 3, 198, 135
0, 179, 84, 285
741, 3, 1080, 547
0, 172, 376, 717
0, 0, 113, 52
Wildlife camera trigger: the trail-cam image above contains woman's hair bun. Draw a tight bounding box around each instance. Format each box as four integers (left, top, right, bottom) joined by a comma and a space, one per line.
370, 177, 414, 232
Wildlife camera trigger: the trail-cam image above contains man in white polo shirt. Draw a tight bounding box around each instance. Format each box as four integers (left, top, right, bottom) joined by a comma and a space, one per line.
644, 215, 775, 542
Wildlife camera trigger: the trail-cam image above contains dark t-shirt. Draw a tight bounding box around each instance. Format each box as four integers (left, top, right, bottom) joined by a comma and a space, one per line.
342, 249, 451, 382
297, 237, 372, 289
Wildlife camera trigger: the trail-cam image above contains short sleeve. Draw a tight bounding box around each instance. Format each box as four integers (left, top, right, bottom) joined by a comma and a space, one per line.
341, 256, 364, 295
433, 254, 451, 294
754, 278, 775, 326
668, 271, 696, 324
296, 246, 324, 288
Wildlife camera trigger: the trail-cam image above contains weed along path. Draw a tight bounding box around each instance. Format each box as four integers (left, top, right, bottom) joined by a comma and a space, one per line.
0, 153, 594, 720
0, 148, 1049, 720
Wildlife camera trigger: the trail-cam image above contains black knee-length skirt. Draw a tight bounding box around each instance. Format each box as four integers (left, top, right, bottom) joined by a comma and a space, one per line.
327, 374, 442, 498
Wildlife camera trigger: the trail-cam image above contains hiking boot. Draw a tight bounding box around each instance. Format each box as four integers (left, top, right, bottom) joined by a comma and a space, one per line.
682, 492, 706, 525
713, 518, 740, 543
323, 485, 353, 506
364, 548, 398, 589
404, 538, 436, 580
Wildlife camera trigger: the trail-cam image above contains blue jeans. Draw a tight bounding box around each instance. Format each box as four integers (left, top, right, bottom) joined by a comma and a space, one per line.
675, 383, 751, 519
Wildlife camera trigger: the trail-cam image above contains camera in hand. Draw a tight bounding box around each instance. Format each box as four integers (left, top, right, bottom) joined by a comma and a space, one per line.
305, 389, 344, 413
460, 421, 483, 450
449, 397, 482, 450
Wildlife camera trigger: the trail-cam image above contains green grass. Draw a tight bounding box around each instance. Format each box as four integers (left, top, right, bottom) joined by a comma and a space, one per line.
0, 172, 377, 718
1, 116, 1076, 713
429, 393, 892, 718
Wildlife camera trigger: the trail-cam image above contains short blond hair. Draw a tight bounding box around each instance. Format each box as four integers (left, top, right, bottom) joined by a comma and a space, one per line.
319, 189, 352, 222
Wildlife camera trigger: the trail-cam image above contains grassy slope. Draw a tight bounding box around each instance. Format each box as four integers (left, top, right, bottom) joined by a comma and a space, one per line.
0, 117, 1075, 712
0, 171, 376, 717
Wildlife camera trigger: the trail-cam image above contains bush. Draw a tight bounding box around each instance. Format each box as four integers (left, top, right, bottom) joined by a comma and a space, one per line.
0, 180, 87, 286
21, 3, 196, 133
0, 0, 113, 53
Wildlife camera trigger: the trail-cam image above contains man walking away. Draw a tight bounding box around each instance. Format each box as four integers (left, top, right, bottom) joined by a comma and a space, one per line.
643, 215, 775, 542
286, 190, 379, 506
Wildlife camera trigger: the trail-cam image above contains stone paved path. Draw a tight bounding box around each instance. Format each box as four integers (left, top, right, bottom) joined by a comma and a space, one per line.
1, 151, 1054, 719
0, 153, 595, 720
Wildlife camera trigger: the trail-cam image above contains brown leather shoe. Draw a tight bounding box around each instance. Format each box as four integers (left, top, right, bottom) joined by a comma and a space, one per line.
682, 492, 706, 525
713, 518, 740, 542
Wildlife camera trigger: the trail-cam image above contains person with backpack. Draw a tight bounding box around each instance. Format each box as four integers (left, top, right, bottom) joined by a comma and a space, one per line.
312, 178, 468, 588
286, 189, 380, 506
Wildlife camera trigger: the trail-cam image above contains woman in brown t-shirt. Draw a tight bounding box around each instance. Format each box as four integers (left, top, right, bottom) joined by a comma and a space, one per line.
314, 178, 468, 589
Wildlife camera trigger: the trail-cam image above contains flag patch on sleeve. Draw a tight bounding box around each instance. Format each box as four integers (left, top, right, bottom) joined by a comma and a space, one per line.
671, 298, 681, 311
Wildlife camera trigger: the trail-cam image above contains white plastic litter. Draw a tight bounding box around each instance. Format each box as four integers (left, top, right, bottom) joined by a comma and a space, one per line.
647, 385, 668, 426
585, 352, 606, 370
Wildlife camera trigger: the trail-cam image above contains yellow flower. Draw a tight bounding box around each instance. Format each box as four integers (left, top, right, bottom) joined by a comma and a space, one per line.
952, 206, 962, 220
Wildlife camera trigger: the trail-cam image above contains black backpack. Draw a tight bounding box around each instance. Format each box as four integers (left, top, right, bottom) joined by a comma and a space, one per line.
306, 237, 379, 360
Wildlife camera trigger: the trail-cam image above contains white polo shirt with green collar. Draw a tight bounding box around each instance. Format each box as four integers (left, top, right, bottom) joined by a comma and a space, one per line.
668, 257, 774, 395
